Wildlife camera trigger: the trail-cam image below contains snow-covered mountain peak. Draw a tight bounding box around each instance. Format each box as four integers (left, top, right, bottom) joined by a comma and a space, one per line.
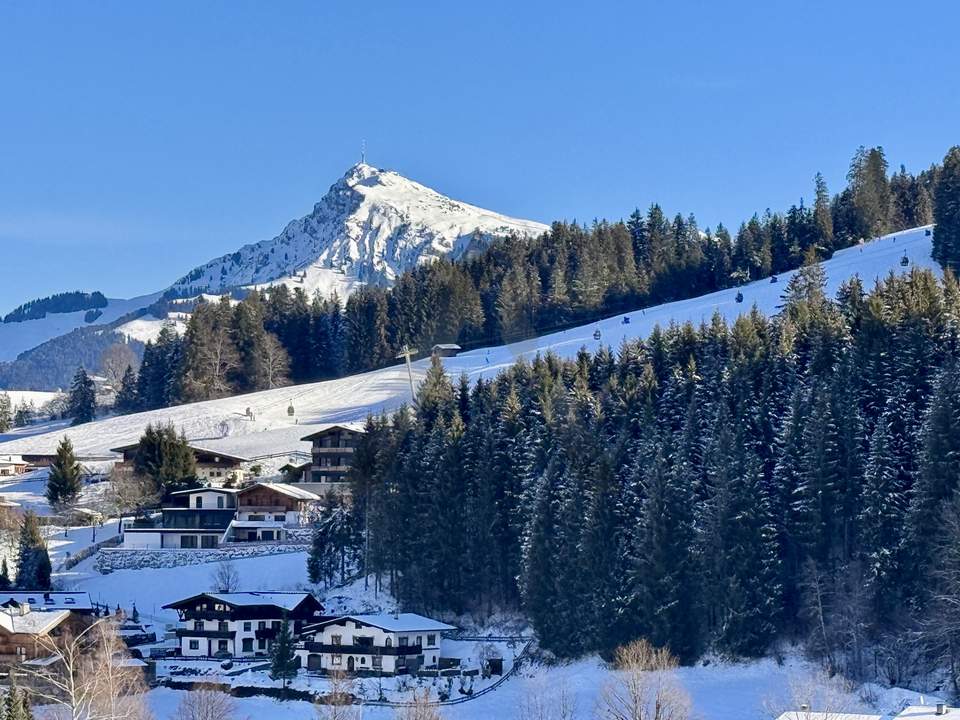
169, 163, 548, 299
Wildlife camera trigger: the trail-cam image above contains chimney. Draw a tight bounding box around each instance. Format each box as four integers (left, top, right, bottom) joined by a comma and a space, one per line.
936, 704, 947, 716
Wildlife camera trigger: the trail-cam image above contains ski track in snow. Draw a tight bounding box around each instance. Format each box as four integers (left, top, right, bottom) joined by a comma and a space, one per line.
0, 225, 935, 464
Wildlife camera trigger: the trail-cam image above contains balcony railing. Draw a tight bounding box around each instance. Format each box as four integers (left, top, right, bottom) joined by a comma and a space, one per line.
297, 642, 424, 656
175, 629, 234, 639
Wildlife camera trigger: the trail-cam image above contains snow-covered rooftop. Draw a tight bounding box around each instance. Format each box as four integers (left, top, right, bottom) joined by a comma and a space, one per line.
0, 607, 71, 635
897, 706, 957, 719
0, 591, 93, 611
164, 591, 315, 612
240, 482, 319, 502
316, 612, 456, 633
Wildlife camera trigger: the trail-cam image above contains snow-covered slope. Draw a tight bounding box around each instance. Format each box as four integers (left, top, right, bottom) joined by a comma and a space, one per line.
0, 292, 162, 362
168, 163, 548, 296
0, 225, 935, 461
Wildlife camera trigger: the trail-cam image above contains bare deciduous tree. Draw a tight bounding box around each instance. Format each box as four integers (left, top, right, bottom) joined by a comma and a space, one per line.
23, 618, 152, 720
211, 560, 240, 593
393, 688, 444, 720
174, 685, 237, 720
516, 670, 576, 720
104, 469, 161, 519
596, 638, 692, 720
100, 343, 140, 389
314, 671, 360, 720
762, 668, 865, 720
261, 332, 291, 390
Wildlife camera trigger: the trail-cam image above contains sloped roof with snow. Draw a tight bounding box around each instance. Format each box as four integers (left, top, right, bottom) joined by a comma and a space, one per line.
163, 591, 316, 612
308, 612, 456, 634
0, 591, 93, 611
300, 422, 367, 441
0, 608, 71, 636
239, 482, 319, 501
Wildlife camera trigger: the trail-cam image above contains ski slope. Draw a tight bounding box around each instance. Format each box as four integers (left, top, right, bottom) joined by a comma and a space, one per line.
0, 226, 937, 463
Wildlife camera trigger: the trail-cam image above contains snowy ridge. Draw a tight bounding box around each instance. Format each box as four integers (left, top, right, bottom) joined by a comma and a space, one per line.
0, 225, 936, 462
0, 292, 162, 363
169, 163, 548, 297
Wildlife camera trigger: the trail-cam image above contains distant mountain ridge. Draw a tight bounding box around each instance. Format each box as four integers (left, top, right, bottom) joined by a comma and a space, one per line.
0, 163, 547, 386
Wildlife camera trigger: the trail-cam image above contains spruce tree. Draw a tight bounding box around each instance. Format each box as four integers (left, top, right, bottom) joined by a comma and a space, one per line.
15, 511, 51, 590
114, 365, 139, 414
269, 612, 298, 696
933, 146, 960, 273
133, 423, 198, 493
813, 172, 834, 248
859, 414, 904, 617
0, 558, 11, 590
905, 361, 960, 596
67, 367, 96, 425
46, 436, 82, 509
0, 391, 11, 432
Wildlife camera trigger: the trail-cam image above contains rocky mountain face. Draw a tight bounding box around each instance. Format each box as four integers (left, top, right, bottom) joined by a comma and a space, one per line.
169, 163, 547, 298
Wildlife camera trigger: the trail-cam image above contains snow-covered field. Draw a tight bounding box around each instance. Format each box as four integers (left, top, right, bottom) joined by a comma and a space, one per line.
0, 389, 61, 408
0, 225, 937, 467
144, 654, 938, 720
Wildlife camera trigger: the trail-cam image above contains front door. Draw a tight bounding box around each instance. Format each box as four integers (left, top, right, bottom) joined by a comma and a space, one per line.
347, 656, 355, 672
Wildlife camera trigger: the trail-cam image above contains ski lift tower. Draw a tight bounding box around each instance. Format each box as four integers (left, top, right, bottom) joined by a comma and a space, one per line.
395, 344, 419, 400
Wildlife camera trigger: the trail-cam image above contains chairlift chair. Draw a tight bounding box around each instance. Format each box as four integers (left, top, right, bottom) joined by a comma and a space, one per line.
900, 255, 909, 267
735, 291, 744, 303
770, 275, 778, 283
622, 316, 631, 325
593, 329, 602, 341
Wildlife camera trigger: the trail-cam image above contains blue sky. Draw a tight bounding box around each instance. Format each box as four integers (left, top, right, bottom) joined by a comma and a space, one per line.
1, 1, 957, 313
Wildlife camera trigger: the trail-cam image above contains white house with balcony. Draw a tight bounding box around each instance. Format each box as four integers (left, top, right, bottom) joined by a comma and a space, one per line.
295, 613, 455, 675
221, 482, 320, 543
163, 591, 325, 659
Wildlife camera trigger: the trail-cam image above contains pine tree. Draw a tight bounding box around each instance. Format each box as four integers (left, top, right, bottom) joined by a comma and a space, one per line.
132, 423, 198, 493
0, 391, 12, 432
114, 365, 139, 414
904, 361, 960, 597
715, 441, 782, 656
67, 367, 96, 425
46, 436, 82, 509
933, 146, 960, 273
858, 415, 904, 617
14, 511, 51, 590
813, 172, 834, 249
0, 558, 11, 590
269, 612, 298, 696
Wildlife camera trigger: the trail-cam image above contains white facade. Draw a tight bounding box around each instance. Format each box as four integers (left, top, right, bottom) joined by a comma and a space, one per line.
178, 616, 286, 658
295, 614, 455, 675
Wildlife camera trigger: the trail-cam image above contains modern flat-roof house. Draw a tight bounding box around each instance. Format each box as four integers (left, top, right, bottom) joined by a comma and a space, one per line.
122, 487, 239, 549
163, 591, 325, 659
295, 613, 455, 675
122, 483, 320, 548
0, 592, 94, 664
297, 423, 365, 497
222, 483, 320, 543
110, 442, 250, 487
0, 455, 28, 477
